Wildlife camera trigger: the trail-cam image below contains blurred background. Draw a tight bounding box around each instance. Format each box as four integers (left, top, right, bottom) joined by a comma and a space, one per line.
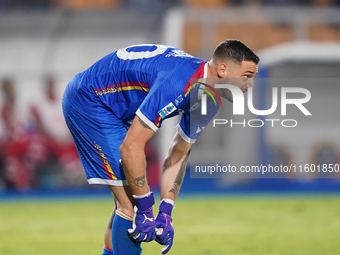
2, 2, 340, 255
1, 0, 340, 194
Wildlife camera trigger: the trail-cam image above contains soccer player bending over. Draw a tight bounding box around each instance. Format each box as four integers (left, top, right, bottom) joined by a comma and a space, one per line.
62, 39, 259, 254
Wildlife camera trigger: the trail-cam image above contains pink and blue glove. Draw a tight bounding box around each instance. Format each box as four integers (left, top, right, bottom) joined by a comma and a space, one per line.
155, 199, 175, 254
128, 192, 156, 242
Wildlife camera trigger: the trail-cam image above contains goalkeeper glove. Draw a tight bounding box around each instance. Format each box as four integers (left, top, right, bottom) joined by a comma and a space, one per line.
128, 192, 156, 242
155, 199, 175, 254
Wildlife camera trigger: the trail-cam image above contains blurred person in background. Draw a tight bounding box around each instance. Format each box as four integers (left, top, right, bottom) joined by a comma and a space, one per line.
30, 76, 84, 188
0, 78, 33, 190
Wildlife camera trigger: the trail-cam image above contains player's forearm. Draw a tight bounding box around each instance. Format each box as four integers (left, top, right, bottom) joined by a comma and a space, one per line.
120, 144, 150, 196
160, 147, 192, 201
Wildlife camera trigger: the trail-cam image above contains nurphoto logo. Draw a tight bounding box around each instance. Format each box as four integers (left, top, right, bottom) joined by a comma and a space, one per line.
201, 84, 312, 128
199, 82, 223, 115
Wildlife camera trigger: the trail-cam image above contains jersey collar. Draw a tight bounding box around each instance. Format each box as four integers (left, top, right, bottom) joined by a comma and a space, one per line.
198, 62, 208, 99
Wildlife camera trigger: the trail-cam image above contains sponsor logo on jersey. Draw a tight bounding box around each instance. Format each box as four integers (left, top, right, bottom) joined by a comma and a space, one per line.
165, 49, 193, 58
158, 102, 177, 118
189, 102, 200, 112
174, 94, 183, 106
196, 127, 205, 134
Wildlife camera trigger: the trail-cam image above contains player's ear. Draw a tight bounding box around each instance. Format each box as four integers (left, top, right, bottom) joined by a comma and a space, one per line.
217, 63, 228, 78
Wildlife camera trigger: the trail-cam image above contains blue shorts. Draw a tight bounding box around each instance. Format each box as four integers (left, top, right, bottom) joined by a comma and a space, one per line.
62, 73, 129, 186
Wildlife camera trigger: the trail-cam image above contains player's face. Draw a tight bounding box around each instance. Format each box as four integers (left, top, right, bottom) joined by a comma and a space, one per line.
216, 60, 258, 101
225, 60, 258, 91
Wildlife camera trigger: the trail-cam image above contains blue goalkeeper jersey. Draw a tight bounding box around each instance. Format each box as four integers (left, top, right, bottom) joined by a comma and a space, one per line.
73, 44, 219, 143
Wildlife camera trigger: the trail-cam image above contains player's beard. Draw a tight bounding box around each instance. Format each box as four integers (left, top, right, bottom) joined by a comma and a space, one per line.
215, 75, 234, 103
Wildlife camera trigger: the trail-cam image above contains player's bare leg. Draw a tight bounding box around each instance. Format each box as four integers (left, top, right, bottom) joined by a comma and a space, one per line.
103, 205, 116, 251
108, 185, 134, 217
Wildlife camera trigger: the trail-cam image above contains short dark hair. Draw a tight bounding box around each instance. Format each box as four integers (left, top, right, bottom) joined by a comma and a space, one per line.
213, 39, 260, 65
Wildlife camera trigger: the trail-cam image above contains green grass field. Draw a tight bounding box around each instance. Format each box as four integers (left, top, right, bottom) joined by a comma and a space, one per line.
1, 195, 340, 255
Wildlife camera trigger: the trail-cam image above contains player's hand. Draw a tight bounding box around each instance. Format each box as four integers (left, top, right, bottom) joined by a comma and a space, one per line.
128, 192, 156, 242
155, 199, 175, 254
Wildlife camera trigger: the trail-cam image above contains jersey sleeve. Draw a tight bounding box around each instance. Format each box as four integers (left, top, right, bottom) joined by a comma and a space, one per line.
177, 98, 220, 143
136, 83, 179, 132
136, 63, 196, 132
